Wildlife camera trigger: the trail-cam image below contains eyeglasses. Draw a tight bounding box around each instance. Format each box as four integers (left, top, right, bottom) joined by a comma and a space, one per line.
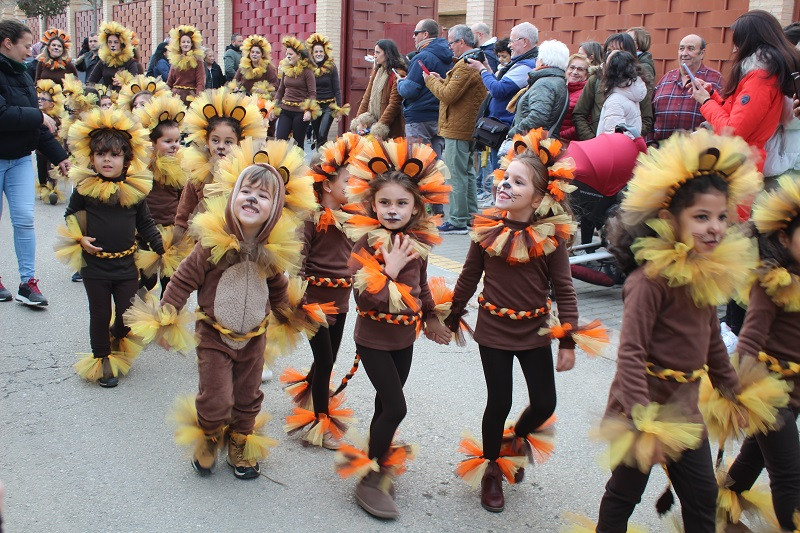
413, 30, 425, 36
37, 96, 52, 102
512, 37, 526, 43
448, 39, 460, 46
567, 65, 587, 72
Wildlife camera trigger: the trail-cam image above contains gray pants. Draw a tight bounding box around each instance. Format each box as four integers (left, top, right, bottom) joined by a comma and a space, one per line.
443, 138, 478, 228
405, 120, 444, 159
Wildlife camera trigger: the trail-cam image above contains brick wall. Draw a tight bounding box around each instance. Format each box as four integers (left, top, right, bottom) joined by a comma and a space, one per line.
25, 17, 40, 42
113, 0, 153, 68
232, 0, 317, 49
163, 0, 219, 55
74, 9, 101, 46
46, 13, 69, 33
493, 0, 750, 81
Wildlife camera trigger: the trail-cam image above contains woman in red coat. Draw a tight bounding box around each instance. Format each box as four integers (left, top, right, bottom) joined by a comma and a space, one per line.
559, 53, 590, 141
692, 10, 800, 173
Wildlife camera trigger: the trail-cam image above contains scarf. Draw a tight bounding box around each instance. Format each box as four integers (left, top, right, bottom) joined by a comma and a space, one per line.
368, 67, 390, 123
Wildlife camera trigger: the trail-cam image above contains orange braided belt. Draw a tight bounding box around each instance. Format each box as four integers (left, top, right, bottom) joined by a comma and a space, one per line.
356, 307, 422, 326
305, 275, 353, 288
477, 294, 551, 320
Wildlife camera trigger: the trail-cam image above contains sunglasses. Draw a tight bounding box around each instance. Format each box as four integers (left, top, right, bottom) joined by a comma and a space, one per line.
413, 30, 425, 36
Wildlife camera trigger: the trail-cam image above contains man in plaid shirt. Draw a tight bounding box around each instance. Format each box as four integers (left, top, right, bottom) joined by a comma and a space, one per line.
647, 34, 723, 143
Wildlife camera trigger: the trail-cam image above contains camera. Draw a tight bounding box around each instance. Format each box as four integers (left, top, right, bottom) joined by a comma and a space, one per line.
463, 50, 485, 64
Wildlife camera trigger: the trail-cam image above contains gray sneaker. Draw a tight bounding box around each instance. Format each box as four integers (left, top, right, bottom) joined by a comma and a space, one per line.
16, 278, 48, 307
0, 277, 11, 302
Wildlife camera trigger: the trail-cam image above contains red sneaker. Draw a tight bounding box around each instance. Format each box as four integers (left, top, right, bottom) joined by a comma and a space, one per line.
0, 277, 11, 301
16, 278, 48, 306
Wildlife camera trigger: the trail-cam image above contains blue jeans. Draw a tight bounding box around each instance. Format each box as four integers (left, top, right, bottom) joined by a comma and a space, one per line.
0, 156, 36, 283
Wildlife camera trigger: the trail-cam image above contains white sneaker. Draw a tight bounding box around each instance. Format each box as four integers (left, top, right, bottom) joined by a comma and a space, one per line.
720, 322, 738, 354
261, 366, 273, 382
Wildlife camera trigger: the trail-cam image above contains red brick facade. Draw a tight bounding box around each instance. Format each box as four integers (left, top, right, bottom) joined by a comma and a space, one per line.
232, 0, 317, 47
113, 0, 153, 67
494, 0, 750, 81
164, 0, 219, 55
45, 13, 68, 34
74, 9, 102, 46
25, 17, 40, 42
340, 0, 438, 128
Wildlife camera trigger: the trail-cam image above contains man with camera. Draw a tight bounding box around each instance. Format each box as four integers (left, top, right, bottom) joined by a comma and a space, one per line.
424, 24, 488, 234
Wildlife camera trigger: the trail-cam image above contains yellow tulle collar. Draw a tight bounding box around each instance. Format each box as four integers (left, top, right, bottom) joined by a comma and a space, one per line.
279, 59, 306, 78
189, 195, 303, 276
312, 58, 334, 77
166, 48, 204, 71
239, 57, 271, 80
758, 263, 800, 312
184, 145, 214, 186
98, 46, 134, 68
343, 214, 440, 260
313, 206, 353, 234
68, 164, 153, 207
471, 208, 576, 264
152, 152, 188, 190
631, 219, 757, 307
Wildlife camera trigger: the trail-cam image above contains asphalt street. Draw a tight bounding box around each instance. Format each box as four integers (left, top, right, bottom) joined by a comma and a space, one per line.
0, 184, 755, 532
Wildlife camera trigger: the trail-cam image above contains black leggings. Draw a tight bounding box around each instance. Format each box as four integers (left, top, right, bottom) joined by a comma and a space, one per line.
275, 109, 308, 149
725, 301, 746, 335
727, 407, 800, 530
83, 277, 138, 358
571, 181, 617, 246
478, 344, 556, 460
597, 439, 717, 533
311, 105, 334, 147
306, 313, 347, 415
356, 344, 414, 460
36, 150, 52, 187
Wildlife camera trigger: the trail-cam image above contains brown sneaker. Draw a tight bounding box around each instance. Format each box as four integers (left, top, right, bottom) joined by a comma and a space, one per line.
481, 460, 505, 512
355, 470, 398, 519
321, 430, 340, 451
227, 432, 260, 479
192, 428, 224, 476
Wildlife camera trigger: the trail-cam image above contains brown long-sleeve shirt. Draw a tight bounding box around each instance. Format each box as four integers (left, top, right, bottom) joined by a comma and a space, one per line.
604, 267, 741, 421
167, 62, 206, 103
146, 181, 182, 226
234, 64, 278, 94
173, 181, 202, 230
275, 67, 316, 108
299, 217, 354, 312
35, 62, 79, 85
450, 220, 578, 351
351, 234, 434, 351
736, 281, 800, 409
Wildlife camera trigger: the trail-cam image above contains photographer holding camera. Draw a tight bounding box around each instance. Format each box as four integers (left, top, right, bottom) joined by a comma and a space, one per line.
424, 24, 487, 234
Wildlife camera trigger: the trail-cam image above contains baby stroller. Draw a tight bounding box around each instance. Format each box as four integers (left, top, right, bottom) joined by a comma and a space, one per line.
566, 133, 647, 286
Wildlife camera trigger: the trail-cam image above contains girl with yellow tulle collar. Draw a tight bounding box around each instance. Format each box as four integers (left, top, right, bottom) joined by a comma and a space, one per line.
233, 34, 278, 96
448, 129, 608, 513
708, 174, 800, 531
165, 25, 205, 103
270, 35, 319, 149
570, 131, 788, 533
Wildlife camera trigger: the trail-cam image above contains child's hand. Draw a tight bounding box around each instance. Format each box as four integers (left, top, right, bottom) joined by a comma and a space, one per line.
303, 110, 311, 122
424, 317, 451, 345
80, 236, 102, 254
381, 234, 419, 279
156, 337, 171, 351
267, 111, 276, 121
649, 440, 665, 466
556, 348, 575, 372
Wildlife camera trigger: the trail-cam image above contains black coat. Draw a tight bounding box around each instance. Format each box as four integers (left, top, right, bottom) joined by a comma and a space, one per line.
0, 53, 68, 163
205, 62, 225, 89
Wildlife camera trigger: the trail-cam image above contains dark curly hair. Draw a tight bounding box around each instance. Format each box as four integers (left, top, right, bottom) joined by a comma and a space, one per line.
600, 51, 639, 96
755, 215, 800, 272
89, 129, 134, 175
607, 173, 729, 274
207, 116, 243, 141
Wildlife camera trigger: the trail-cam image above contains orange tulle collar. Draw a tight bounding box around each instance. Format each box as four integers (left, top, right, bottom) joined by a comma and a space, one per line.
343, 214, 441, 260
471, 208, 576, 264
313, 206, 353, 233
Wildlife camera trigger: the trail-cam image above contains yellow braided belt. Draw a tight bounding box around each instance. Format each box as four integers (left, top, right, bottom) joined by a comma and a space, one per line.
196, 309, 269, 342
758, 352, 800, 377
318, 97, 336, 104
93, 243, 137, 259
646, 362, 708, 383
356, 307, 422, 326
477, 293, 551, 320
281, 100, 303, 107
305, 275, 353, 288
173, 85, 195, 91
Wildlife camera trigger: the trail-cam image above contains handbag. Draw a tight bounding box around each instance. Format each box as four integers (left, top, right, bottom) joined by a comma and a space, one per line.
473, 114, 510, 149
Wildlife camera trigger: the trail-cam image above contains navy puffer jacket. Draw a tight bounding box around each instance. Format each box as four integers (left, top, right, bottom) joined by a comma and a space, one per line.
0, 53, 67, 163
397, 38, 452, 124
